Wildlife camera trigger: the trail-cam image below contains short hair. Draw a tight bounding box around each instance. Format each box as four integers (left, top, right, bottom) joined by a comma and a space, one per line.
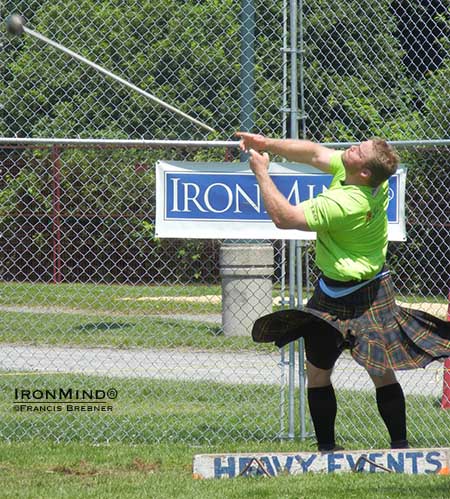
365, 138, 400, 187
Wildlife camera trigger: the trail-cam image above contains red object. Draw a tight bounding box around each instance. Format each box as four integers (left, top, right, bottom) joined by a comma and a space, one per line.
52, 145, 62, 284
441, 292, 450, 409
134, 163, 149, 174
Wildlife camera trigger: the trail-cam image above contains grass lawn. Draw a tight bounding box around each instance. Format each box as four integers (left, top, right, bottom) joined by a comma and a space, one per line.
2, 281, 445, 316
0, 374, 282, 443
1, 374, 449, 447
1, 374, 450, 497
0, 310, 273, 351
0, 281, 224, 315
1, 441, 450, 499
0, 280, 274, 351
1, 282, 449, 496
0, 281, 446, 351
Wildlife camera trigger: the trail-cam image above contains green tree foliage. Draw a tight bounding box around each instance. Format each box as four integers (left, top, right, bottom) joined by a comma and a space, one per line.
302, 0, 418, 141
0, 0, 283, 140
2, 0, 447, 141
420, 61, 450, 139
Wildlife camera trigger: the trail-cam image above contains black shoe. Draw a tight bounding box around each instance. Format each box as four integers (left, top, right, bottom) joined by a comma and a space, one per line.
318, 444, 345, 453
390, 439, 409, 449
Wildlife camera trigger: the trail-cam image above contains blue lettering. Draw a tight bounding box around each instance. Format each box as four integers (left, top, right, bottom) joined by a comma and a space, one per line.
238, 457, 252, 474
214, 457, 235, 478
425, 452, 442, 474
328, 453, 344, 473
387, 452, 405, 473
260, 457, 276, 476
238, 457, 263, 476
346, 454, 357, 469
294, 454, 317, 473
368, 453, 384, 473
284, 456, 294, 472
271, 456, 295, 473
271, 456, 283, 473
406, 452, 424, 474
238, 457, 269, 477
352, 454, 368, 472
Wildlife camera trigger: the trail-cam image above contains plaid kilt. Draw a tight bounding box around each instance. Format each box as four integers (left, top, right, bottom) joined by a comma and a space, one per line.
252, 273, 450, 376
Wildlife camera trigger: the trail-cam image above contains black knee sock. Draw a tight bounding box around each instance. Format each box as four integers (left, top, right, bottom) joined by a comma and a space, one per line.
307, 385, 337, 451
376, 382, 408, 448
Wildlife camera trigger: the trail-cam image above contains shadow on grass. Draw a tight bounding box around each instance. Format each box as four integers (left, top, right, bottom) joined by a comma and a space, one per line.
73, 322, 136, 332
72, 320, 223, 337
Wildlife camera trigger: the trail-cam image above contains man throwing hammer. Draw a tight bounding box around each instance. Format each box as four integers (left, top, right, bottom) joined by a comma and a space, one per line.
236, 132, 450, 452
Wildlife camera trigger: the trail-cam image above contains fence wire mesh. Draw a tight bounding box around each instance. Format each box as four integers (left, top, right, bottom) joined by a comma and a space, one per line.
0, 1, 449, 141
0, 0, 449, 447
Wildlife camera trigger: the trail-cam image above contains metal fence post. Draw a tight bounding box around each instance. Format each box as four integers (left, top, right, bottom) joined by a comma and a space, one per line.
296, 240, 307, 440
288, 239, 296, 439
288, 0, 301, 440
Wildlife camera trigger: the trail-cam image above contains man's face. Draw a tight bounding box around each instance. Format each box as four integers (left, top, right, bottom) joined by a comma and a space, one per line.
343, 140, 375, 172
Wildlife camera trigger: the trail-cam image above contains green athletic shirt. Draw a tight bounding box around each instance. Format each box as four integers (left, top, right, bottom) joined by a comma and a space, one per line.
302, 151, 388, 281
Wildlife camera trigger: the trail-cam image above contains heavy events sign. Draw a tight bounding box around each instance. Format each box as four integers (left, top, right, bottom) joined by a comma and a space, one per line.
155, 162, 407, 241
192, 448, 450, 479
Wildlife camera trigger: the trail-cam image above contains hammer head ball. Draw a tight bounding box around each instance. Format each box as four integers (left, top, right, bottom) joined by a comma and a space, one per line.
6, 14, 25, 35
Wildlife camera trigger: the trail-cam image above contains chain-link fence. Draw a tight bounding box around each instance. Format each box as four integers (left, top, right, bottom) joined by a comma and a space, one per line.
0, 140, 448, 447
0, 0, 449, 447
1, 1, 449, 140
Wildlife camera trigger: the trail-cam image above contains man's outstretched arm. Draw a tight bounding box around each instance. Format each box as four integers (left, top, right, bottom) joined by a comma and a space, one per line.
248, 149, 312, 231
236, 132, 336, 173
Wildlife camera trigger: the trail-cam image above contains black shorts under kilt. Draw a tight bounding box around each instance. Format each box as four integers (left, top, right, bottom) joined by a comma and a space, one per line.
252, 273, 450, 376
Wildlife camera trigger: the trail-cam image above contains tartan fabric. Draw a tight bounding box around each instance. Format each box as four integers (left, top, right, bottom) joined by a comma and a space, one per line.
252, 273, 450, 376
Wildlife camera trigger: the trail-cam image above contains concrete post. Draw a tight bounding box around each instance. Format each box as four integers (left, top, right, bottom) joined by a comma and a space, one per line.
220, 243, 274, 337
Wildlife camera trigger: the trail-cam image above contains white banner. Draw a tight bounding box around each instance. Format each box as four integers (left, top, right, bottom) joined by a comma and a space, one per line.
156, 161, 407, 241
193, 447, 450, 478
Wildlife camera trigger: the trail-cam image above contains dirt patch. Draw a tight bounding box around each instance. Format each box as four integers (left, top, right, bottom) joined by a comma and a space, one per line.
0, 304, 127, 317
48, 458, 161, 478
130, 457, 161, 473
48, 460, 101, 477
116, 296, 448, 318
117, 295, 291, 305
0, 299, 447, 320
118, 295, 221, 304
